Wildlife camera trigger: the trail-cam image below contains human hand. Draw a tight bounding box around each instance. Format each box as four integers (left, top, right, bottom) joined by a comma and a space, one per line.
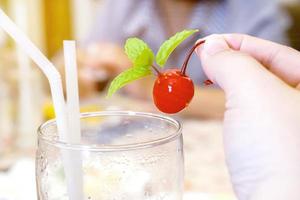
81, 43, 153, 99
83, 42, 131, 76
77, 43, 131, 97
196, 34, 300, 200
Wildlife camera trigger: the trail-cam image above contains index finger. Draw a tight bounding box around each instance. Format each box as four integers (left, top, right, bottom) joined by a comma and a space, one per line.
223, 34, 300, 87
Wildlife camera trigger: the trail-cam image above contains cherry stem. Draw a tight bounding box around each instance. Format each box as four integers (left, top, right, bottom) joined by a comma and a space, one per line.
204, 79, 213, 85
181, 40, 205, 76
151, 64, 161, 75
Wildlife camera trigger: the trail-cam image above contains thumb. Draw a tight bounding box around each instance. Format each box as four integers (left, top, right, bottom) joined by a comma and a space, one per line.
196, 35, 284, 96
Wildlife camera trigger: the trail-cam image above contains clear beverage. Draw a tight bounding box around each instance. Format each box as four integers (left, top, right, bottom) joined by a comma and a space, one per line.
36, 111, 183, 200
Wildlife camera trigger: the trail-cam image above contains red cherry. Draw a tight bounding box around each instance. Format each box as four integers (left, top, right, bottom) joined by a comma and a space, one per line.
153, 69, 194, 114
150, 40, 206, 114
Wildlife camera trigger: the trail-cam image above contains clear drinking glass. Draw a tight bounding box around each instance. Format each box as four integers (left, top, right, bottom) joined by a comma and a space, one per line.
36, 111, 183, 200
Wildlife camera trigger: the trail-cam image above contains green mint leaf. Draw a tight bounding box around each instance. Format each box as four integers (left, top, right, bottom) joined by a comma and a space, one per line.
107, 66, 152, 97
156, 29, 199, 67
125, 38, 154, 67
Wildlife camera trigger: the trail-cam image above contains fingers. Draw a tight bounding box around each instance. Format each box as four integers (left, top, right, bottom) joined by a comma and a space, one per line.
84, 43, 131, 73
196, 35, 286, 96
223, 34, 300, 87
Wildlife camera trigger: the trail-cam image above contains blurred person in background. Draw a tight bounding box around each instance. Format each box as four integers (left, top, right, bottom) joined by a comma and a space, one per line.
79, 0, 289, 118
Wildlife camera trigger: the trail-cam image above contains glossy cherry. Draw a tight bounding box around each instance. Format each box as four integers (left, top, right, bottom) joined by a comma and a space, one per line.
153, 69, 194, 114
152, 40, 207, 114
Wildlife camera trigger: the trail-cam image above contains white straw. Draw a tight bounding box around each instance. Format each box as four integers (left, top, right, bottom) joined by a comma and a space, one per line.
63, 40, 84, 200
0, 9, 67, 140
0, 8, 78, 199
63, 41, 81, 143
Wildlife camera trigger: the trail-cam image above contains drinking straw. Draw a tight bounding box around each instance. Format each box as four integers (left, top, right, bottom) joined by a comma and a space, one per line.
0, 9, 67, 139
63, 41, 81, 143
0, 9, 80, 199
63, 40, 84, 199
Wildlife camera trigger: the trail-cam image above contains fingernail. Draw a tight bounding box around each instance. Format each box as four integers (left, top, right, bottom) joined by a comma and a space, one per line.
202, 38, 229, 56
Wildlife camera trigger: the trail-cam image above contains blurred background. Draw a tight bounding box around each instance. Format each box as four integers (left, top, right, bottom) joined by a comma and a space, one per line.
0, 0, 300, 199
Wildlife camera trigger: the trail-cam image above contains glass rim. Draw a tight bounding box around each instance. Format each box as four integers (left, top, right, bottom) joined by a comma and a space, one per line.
37, 111, 182, 151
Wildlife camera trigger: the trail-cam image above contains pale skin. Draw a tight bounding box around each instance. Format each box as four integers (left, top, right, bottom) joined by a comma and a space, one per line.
197, 34, 300, 200
80, 0, 226, 119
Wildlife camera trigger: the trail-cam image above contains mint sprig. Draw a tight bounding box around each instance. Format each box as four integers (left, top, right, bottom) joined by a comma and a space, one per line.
125, 38, 154, 66
107, 66, 151, 97
107, 29, 198, 97
156, 29, 199, 67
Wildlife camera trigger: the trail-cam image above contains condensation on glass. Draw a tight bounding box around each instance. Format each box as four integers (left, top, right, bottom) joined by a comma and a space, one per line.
36, 111, 184, 200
